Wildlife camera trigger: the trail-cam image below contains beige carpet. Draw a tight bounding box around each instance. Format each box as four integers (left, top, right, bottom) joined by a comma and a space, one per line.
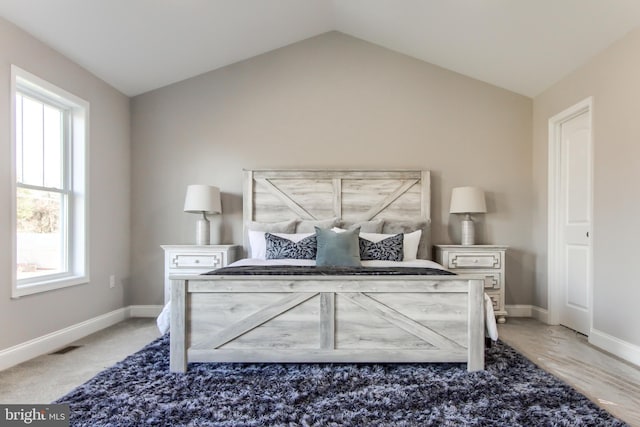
0, 318, 159, 404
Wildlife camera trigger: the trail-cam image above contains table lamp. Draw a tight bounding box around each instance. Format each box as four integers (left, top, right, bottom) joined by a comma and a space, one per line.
449, 186, 486, 245
184, 185, 221, 245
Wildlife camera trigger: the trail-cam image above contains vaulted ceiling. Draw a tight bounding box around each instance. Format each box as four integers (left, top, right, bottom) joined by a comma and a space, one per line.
2, 0, 640, 97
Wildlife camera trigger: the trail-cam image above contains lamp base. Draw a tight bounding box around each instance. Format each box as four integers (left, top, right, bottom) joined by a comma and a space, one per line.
195, 217, 210, 245
461, 217, 475, 245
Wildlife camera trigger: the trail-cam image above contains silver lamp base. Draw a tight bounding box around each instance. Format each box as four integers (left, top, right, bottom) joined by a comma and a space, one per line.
461, 215, 475, 245
195, 215, 210, 245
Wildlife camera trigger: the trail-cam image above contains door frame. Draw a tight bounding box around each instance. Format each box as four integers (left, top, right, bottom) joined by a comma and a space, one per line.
547, 96, 594, 329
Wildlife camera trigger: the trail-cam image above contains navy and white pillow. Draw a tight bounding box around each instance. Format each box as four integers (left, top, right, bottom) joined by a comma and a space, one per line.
265, 233, 317, 260
359, 233, 404, 261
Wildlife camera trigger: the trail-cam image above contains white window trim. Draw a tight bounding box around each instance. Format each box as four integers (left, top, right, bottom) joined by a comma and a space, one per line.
10, 65, 90, 298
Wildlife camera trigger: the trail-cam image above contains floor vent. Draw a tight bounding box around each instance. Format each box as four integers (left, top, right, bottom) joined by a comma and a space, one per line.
50, 345, 82, 355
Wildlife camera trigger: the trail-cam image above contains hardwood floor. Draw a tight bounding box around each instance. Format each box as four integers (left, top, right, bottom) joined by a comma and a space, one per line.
0, 317, 638, 426
499, 318, 640, 426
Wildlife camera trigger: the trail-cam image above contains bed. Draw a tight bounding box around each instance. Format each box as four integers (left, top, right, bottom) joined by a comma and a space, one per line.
169, 170, 490, 372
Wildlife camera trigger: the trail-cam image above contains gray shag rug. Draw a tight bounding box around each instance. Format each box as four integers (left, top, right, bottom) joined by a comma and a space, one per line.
54, 335, 626, 426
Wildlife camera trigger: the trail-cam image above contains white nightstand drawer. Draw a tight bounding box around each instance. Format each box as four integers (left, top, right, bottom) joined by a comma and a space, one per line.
171, 253, 222, 269
162, 245, 240, 304
448, 252, 500, 269
482, 273, 501, 290
487, 292, 502, 311
434, 245, 507, 323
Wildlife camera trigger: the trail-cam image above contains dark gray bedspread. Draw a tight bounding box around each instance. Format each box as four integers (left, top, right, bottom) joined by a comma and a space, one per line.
204, 265, 455, 276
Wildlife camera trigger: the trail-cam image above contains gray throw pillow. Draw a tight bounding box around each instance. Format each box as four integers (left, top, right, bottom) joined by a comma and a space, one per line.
382, 219, 431, 260
247, 219, 296, 233
296, 217, 339, 233
339, 218, 384, 233
315, 227, 361, 267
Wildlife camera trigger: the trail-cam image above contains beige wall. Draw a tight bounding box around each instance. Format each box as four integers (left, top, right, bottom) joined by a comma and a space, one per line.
533, 28, 640, 346
0, 18, 131, 350
131, 32, 533, 306
2, 12, 637, 361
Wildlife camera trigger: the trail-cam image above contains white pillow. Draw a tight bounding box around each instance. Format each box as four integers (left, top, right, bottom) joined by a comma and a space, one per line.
337, 229, 421, 261
248, 230, 314, 260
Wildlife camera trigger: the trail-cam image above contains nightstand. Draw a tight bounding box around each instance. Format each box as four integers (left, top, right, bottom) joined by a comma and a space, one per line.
161, 245, 240, 304
434, 245, 508, 323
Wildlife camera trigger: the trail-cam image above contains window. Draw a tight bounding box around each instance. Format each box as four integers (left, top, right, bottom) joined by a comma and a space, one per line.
11, 65, 89, 297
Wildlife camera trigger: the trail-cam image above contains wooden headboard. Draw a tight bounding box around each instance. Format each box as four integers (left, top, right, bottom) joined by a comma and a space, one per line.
243, 170, 431, 248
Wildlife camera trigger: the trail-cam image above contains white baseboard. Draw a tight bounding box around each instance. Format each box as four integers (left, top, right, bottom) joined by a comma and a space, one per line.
589, 328, 640, 367
0, 304, 164, 371
12, 303, 635, 372
504, 304, 532, 317
0, 308, 128, 371
128, 305, 163, 318
531, 306, 549, 323
503, 304, 549, 323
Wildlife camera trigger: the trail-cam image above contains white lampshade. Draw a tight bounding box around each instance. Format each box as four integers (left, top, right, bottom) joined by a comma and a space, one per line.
449, 187, 487, 214
184, 185, 222, 214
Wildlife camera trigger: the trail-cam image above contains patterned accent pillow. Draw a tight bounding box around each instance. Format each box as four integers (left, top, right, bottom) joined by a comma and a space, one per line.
265, 233, 317, 260
359, 233, 404, 261
360, 230, 421, 261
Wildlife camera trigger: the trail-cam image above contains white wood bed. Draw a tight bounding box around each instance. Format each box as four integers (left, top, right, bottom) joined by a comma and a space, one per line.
170, 170, 485, 372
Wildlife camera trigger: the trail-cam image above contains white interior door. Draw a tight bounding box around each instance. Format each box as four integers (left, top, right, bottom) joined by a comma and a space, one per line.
557, 110, 592, 335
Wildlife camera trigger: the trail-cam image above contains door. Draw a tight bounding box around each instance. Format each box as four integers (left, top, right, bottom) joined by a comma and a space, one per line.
556, 109, 592, 335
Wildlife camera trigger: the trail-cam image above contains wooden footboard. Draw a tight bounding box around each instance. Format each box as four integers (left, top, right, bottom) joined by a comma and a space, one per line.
170, 275, 485, 372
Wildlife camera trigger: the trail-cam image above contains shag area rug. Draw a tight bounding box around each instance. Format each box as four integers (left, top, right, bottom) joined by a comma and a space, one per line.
55, 335, 626, 426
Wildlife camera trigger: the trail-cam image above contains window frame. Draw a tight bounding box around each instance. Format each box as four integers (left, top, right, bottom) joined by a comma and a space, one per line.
10, 65, 90, 298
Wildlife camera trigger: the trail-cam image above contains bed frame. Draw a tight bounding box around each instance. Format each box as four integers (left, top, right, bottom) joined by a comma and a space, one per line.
170, 170, 485, 372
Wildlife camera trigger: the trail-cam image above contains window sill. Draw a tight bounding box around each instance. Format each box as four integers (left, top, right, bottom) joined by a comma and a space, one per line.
12, 275, 89, 298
